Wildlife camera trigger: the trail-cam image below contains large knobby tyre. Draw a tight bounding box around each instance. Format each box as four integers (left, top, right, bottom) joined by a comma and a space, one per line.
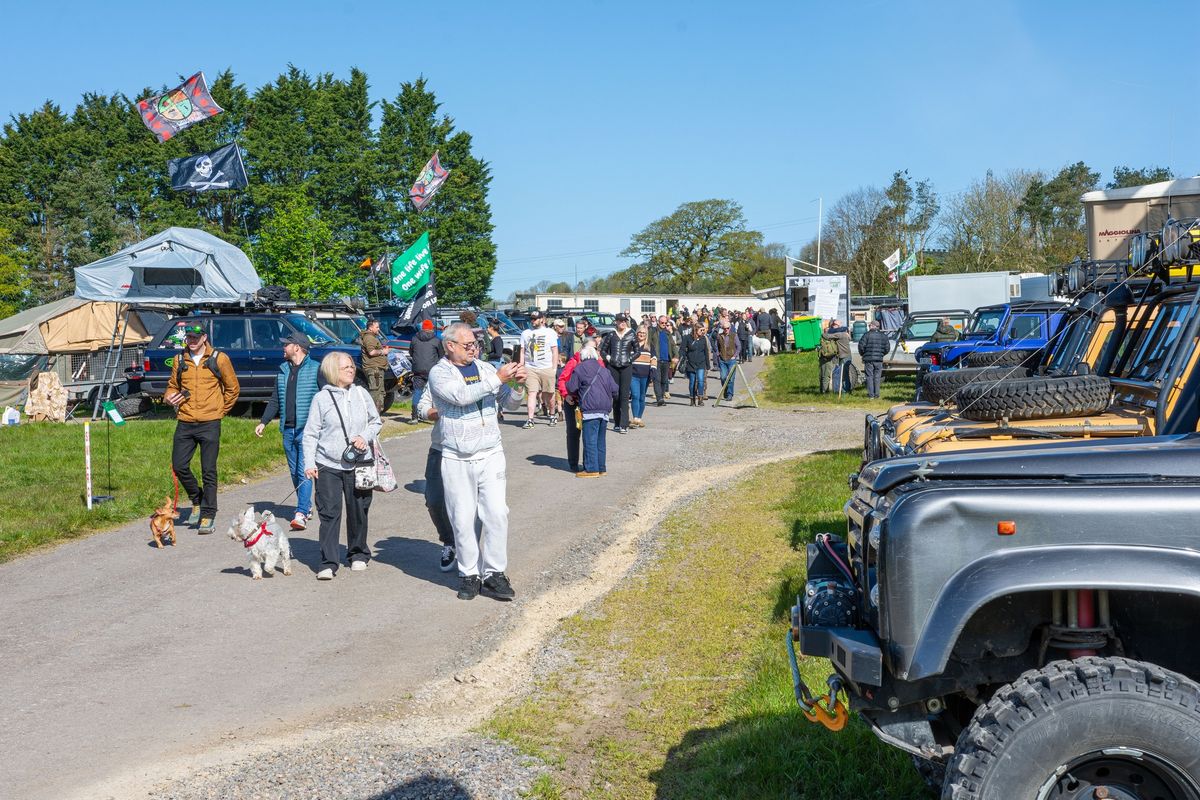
114, 393, 152, 419
921, 366, 1027, 405
956, 374, 1110, 422
944, 657, 1200, 800
964, 348, 1040, 368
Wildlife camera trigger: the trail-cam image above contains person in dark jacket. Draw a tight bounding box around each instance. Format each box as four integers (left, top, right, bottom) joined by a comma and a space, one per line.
713, 315, 741, 401
566, 344, 619, 477
486, 319, 505, 364
600, 313, 636, 433
769, 308, 786, 354
755, 308, 773, 353
737, 311, 755, 362
929, 317, 960, 343
825, 319, 853, 393
857, 321, 891, 399
255, 332, 321, 530
681, 323, 712, 406
409, 319, 444, 423
648, 314, 677, 406
557, 327, 601, 472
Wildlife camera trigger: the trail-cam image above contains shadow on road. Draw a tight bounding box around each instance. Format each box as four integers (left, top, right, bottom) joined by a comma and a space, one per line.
525, 453, 572, 472
374, 535, 459, 589
365, 775, 471, 799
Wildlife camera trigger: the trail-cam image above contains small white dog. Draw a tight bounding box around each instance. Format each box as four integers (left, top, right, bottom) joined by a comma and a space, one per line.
227, 507, 292, 580
751, 336, 772, 356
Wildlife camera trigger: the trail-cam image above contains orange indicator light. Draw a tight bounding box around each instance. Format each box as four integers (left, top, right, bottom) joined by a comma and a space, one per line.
997, 521, 1016, 536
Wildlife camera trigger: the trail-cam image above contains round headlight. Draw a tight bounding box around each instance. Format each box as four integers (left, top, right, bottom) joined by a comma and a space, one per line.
870, 583, 880, 608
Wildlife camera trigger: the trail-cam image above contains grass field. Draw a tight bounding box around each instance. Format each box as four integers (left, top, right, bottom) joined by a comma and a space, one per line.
0, 414, 283, 561
760, 351, 915, 410
484, 451, 929, 800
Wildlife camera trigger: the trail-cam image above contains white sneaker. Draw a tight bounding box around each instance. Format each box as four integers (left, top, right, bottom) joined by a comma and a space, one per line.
316, 568, 334, 580
290, 512, 306, 531
350, 561, 367, 572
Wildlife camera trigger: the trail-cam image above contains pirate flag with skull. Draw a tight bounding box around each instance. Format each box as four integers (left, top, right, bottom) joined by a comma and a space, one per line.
168, 143, 249, 193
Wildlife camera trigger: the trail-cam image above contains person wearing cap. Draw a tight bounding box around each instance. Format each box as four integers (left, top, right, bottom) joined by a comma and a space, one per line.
599, 313, 635, 432
164, 324, 240, 534
410, 318, 444, 424
255, 332, 321, 530
360, 318, 389, 415
519, 310, 559, 429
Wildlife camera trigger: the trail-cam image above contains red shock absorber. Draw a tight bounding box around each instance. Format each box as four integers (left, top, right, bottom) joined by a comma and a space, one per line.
1068, 589, 1097, 658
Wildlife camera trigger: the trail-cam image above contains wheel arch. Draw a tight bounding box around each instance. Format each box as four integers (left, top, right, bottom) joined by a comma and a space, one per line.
904, 544, 1200, 682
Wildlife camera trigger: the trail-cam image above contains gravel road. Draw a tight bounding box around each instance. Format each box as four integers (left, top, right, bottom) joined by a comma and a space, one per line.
0, 360, 864, 800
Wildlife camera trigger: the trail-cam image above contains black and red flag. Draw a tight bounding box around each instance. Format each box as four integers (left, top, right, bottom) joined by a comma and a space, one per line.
137, 72, 223, 142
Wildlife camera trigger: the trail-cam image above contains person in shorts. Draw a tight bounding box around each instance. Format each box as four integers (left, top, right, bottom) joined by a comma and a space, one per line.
519, 310, 559, 429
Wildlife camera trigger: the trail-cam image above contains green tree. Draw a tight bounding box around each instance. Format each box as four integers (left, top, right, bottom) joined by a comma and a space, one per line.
378, 78, 495, 305
1019, 161, 1099, 266
1107, 165, 1173, 189
0, 226, 25, 317
255, 192, 353, 301
620, 199, 756, 292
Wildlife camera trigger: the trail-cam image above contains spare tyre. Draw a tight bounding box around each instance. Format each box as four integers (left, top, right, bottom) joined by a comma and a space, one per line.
114, 393, 152, 419
921, 366, 1027, 405
957, 374, 1111, 421
964, 349, 1040, 368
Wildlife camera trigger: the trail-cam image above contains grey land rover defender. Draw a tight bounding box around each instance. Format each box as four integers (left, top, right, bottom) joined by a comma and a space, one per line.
790, 434, 1200, 799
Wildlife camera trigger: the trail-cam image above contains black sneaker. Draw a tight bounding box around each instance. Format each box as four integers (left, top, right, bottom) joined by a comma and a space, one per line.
439, 545, 456, 572
457, 575, 481, 600
481, 572, 516, 601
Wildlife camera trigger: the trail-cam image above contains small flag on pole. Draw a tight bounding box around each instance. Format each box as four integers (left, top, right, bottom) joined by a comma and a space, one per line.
359, 256, 373, 270
409, 152, 450, 211
882, 248, 901, 272
896, 252, 918, 276
167, 143, 248, 192
137, 72, 223, 142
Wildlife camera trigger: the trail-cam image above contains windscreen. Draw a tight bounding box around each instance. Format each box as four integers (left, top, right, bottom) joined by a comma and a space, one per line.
1116, 299, 1192, 381
480, 313, 521, 335
1044, 313, 1092, 373
285, 314, 338, 345
321, 318, 362, 343
901, 318, 940, 339
970, 309, 1006, 335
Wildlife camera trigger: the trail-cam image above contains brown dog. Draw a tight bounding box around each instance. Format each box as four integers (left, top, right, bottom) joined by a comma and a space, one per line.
150, 496, 179, 548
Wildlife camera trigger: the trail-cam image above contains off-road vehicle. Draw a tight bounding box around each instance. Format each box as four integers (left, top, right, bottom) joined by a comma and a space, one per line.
789, 434, 1200, 798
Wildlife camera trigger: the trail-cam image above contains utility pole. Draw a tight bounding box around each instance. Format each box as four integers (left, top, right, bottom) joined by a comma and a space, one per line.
816, 196, 823, 271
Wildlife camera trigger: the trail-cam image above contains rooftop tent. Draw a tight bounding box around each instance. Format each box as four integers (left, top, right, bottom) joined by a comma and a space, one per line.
0, 297, 154, 355
73, 226, 261, 304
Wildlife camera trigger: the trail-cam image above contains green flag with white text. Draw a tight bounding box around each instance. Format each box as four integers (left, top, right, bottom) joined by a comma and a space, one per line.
390, 232, 432, 301
390, 232, 440, 327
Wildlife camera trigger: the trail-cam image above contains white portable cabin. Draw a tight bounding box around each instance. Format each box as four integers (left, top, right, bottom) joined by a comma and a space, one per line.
1082, 178, 1200, 260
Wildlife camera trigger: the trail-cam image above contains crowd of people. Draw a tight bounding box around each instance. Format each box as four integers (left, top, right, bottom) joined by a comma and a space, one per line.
173, 305, 786, 603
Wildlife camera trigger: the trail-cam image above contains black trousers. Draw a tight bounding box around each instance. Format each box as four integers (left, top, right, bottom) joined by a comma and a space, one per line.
654, 360, 671, 402
316, 467, 373, 571
739, 337, 752, 362
607, 364, 632, 429
172, 419, 221, 517
564, 398, 582, 470
423, 448, 454, 546
772, 329, 786, 353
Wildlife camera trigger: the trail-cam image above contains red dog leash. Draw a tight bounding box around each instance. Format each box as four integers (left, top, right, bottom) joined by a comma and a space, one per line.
243, 522, 274, 549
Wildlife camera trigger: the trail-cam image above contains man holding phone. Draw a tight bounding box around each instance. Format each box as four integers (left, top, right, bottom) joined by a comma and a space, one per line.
164, 324, 240, 534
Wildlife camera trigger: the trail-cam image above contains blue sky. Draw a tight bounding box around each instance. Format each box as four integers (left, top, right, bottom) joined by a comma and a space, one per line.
1, 1, 1192, 298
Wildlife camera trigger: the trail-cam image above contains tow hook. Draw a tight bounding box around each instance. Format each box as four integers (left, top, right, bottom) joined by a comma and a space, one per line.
786, 632, 849, 731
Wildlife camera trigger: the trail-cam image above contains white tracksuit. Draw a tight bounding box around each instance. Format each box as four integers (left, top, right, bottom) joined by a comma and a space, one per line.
427, 358, 509, 578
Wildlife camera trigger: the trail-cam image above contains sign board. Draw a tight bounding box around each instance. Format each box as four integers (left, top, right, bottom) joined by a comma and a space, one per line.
785, 274, 849, 323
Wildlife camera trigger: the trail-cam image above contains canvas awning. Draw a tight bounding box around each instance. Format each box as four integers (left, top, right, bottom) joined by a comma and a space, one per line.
0, 297, 154, 354
73, 227, 261, 304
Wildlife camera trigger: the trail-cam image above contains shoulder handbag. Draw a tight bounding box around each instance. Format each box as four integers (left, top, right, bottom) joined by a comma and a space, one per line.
328, 388, 377, 490
371, 440, 397, 493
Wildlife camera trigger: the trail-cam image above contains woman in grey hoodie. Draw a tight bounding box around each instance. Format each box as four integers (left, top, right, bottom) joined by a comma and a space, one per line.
303, 352, 382, 580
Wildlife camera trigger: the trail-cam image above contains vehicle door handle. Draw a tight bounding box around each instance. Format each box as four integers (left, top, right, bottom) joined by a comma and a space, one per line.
250, 356, 267, 361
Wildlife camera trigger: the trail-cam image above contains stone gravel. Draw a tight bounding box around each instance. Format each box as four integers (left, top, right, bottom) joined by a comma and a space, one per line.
146, 377, 865, 800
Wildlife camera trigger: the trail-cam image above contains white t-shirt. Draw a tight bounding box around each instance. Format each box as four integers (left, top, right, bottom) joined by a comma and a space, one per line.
521, 327, 557, 369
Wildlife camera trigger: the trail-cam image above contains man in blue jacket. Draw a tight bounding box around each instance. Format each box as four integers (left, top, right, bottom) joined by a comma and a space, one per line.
255, 332, 321, 530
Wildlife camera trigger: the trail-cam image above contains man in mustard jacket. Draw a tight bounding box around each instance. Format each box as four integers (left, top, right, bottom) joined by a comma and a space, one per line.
165, 324, 240, 533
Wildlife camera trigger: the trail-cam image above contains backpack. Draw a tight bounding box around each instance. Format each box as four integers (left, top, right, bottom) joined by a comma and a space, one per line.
818, 336, 839, 358
173, 349, 225, 386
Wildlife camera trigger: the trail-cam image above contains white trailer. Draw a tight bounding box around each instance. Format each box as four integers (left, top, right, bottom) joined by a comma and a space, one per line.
906, 271, 1051, 314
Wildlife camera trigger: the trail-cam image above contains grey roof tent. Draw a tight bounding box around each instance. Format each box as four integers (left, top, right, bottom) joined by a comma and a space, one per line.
73, 226, 261, 304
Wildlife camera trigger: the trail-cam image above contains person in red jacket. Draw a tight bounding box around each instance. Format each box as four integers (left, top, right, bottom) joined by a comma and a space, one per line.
557, 327, 603, 472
